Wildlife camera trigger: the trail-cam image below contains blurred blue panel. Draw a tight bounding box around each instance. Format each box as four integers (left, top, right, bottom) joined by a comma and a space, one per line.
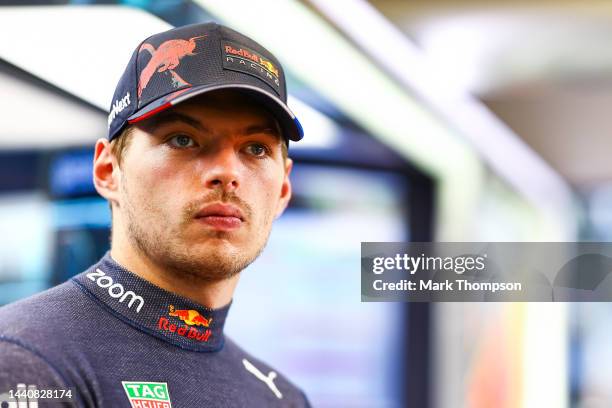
48, 149, 96, 198
52, 197, 110, 229
0, 281, 48, 306
0, 151, 39, 192
50, 197, 111, 283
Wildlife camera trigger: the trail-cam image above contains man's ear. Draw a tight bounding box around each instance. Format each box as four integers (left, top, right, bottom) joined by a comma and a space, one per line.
275, 158, 293, 218
93, 138, 121, 206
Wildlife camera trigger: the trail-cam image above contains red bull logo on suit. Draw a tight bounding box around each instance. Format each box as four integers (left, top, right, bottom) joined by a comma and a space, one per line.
157, 305, 212, 342
167, 305, 212, 327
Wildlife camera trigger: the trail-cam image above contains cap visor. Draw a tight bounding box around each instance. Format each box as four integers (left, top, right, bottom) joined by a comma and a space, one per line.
127, 84, 304, 141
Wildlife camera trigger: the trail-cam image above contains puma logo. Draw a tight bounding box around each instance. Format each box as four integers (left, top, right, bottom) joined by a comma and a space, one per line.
242, 358, 283, 399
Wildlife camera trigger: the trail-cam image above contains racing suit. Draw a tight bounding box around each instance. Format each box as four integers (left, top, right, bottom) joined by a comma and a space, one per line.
0, 252, 310, 407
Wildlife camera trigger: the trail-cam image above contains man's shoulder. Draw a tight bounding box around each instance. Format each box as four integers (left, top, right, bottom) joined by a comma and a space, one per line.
222, 336, 311, 406
0, 278, 101, 407
0, 277, 93, 339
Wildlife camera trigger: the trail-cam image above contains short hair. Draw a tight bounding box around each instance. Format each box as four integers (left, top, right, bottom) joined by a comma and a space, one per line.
108, 126, 134, 219
110, 126, 135, 168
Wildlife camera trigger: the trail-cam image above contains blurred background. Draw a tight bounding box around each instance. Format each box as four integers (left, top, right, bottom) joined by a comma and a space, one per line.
0, 0, 611, 407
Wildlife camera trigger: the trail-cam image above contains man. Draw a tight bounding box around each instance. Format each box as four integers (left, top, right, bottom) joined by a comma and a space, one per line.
0, 22, 310, 407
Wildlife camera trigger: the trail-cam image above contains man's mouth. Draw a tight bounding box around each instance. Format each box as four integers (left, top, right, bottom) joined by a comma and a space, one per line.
194, 203, 244, 231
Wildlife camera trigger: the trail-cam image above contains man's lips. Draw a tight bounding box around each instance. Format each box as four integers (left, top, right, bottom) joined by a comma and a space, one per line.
194, 203, 244, 231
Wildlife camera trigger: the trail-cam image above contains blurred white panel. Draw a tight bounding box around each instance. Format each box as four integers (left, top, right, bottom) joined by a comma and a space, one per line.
287, 96, 340, 150
0, 65, 106, 147
308, 0, 576, 241
373, 1, 612, 186
522, 303, 568, 408
415, 10, 612, 94
0, 5, 171, 110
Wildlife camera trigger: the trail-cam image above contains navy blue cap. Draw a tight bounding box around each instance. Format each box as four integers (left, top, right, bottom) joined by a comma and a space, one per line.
107, 22, 303, 142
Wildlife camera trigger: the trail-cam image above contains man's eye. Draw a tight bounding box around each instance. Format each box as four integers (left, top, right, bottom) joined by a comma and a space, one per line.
168, 135, 196, 148
245, 143, 269, 157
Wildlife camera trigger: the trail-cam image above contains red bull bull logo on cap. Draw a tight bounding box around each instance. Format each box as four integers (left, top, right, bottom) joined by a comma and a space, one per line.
138, 35, 206, 99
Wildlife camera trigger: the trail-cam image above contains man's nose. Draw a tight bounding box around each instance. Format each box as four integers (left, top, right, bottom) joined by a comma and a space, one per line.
203, 148, 240, 192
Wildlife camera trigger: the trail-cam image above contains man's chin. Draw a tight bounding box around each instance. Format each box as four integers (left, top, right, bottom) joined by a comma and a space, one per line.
188, 239, 244, 259
188, 233, 242, 248
181, 246, 256, 281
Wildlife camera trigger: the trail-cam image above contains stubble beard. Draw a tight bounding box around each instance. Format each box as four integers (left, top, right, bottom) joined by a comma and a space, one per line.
121, 179, 273, 284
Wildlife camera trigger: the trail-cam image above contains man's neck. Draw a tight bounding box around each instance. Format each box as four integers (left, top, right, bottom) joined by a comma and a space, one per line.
109, 244, 239, 309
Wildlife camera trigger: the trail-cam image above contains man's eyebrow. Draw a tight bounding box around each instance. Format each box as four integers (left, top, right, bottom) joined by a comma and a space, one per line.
243, 122, 281, 136
140, 111, 207, 133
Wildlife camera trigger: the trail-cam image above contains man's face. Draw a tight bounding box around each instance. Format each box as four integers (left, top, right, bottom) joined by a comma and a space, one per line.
109, 91, 292, 282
